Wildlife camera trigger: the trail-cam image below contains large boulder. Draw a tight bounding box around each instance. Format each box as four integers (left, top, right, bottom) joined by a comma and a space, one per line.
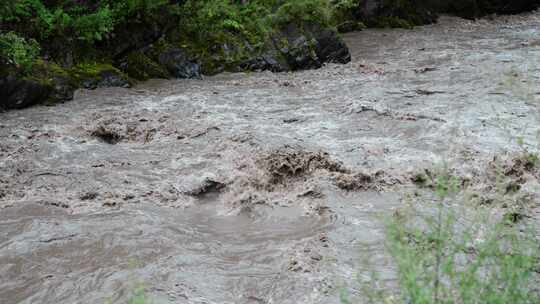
196, 21, 350, 75
0, 75, 50, 110
67, 64, 131, 90
120, 51, 169, 81
239, 50, 290, 73
79, 69, 130, 89
274, 24, 322, 70
305, 23, 351, 64
272, 22, 351, 71
0, 62, 131, 111
157, 48, 201, 79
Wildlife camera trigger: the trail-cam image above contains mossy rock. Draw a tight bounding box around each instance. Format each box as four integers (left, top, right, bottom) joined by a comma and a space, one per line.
198, 41, 254, 75
26, 60, 70, 84
124, 51, 169, 81
68, 63, 131, 89
157, 47, 201, 79
1, 61, 53, 109
23, 60, 77, 104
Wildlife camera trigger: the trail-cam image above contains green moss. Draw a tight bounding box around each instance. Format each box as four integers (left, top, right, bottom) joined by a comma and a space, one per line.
65, 62, 129, 86
23, 60, 70, 86
68, 62, 118, 78
274, 0, 333, 27
125, 52, 168, 81
146, 38, 172, 60
177, 0, 337, 75
190, 36, 258, 75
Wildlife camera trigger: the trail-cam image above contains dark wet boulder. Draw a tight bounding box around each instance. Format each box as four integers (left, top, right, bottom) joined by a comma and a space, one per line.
157, 48, 201, 79
0, 75, 51, 110
275, 25, 322, 70
197, 41, 252, 75
273, 22, 351, 71
79, 69, 130, 90
0, 61, 132, 111
306, 23, 351, 64
120, 51, 169, 81
198, 21, 350, 75
48, 75, 76, 102
239, 52, 290, 73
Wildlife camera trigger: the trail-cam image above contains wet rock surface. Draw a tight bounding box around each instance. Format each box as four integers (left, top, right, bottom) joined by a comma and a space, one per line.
1, 13, 540, 304
200, 22, 351, 75
0, 76, 51, 110
157, 48, 201, 79
272, 23, 351, 71
0, 21, 348, 111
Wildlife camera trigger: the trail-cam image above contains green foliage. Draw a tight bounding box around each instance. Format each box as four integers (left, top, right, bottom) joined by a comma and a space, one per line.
107, 0, 170, 22
180, 0, 273, 48
178, 0, 338, 62
3, 0, 115, 44
1, 0, 347, 76
71, 7, 114, 43
274, 0, 332, 26
125, 51, 168, 80
352, 170, 540, 304
385, 205, 539, 303
126, 283, 154, 304
0, 31, 40, 72
104, 280, 155, 304
3, 0, 343, 53
331, 0, 361, 25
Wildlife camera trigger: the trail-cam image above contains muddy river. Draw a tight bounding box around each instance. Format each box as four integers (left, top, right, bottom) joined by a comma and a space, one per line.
1, 13, 539, 304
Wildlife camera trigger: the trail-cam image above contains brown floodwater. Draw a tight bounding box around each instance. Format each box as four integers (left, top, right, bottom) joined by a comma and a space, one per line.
1, 13, 539, 304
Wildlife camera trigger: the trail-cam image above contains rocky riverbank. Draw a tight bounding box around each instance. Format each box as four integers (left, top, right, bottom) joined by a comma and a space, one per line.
0, 20, 350, 110
1, 0, 539, 111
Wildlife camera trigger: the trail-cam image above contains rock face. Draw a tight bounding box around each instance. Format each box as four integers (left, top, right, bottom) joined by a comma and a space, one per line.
306, 23, 351, 65
275, 24, 324, 71
79, 69, 131, 90
234, 22, 351, 74
120, 51, 169, 81
0, 63, 130, 110
239, 51, 288, 73
1, 20, 349, 110
0, 76, 50, 110
277, 22, 351, 70
157, 48, 201, 79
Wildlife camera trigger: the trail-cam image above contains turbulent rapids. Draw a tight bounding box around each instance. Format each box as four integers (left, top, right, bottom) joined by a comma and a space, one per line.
1, 13, 540, 304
